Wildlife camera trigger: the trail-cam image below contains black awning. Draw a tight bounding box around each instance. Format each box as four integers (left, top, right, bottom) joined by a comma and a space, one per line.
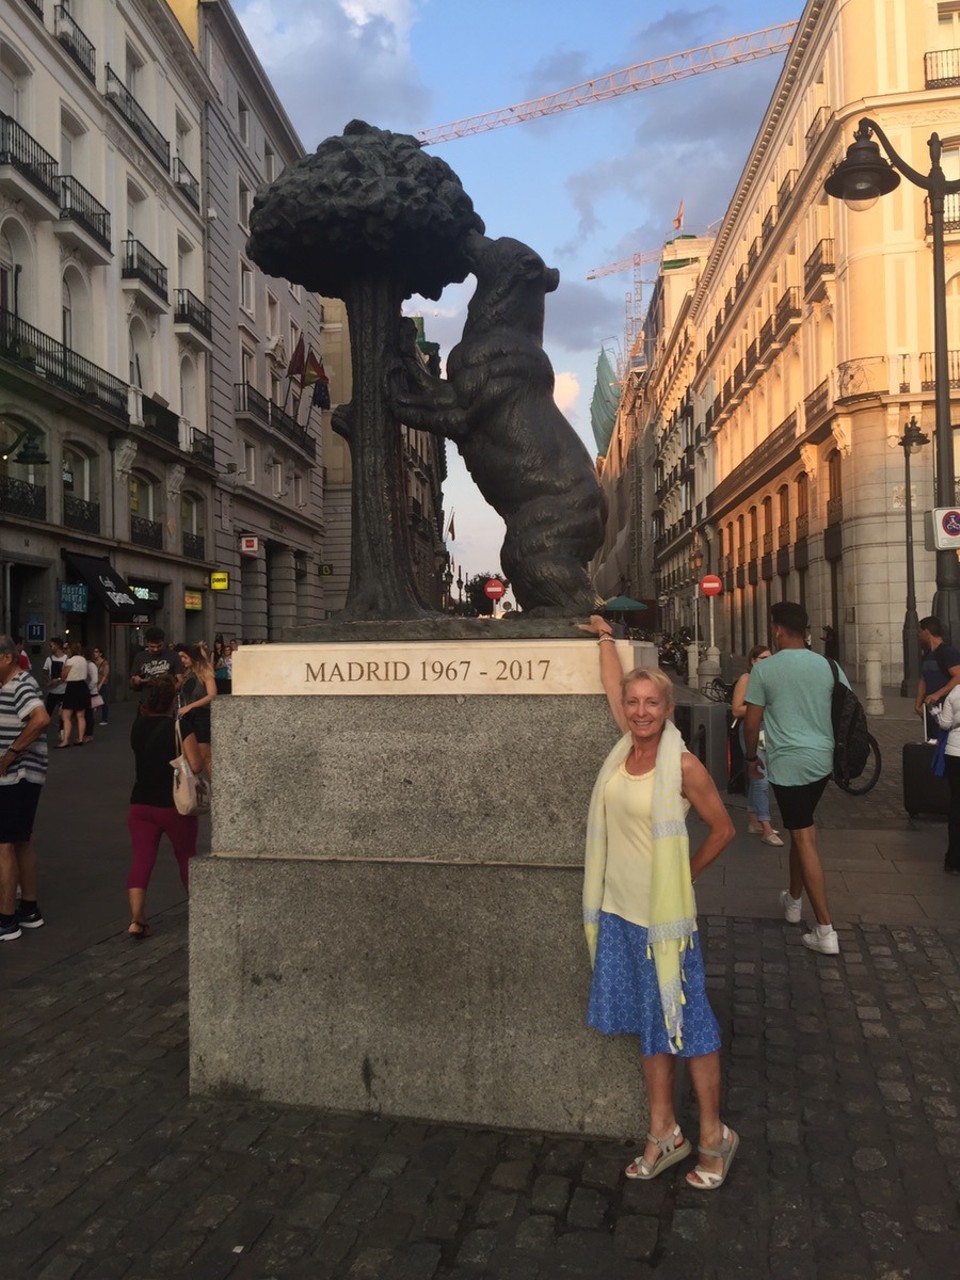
63, 553, 139, 619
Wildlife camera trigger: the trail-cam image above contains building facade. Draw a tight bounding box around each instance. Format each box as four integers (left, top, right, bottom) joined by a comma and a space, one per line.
596, 0, 960, 681
1, 0, 217, 681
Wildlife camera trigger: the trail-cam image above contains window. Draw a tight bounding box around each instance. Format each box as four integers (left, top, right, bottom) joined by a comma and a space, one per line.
241, 345, 255, 387
126, 179, 145, 239
271, 371, 282, 405
0, 46, 28, 122
828, 450, 842, 500
797, 472, 809, 515
125, 42, 143, 96
293, 474, 305, 507
762, 496, 773, 535
129, 471, 157, 520
176, 235, 193, 289
175, 111, 190, 161
62, 443, 95, 502
240, 259, 254, 314
271, 460, 283, 497
243, 441, 256, 484
264, 143, 276, 182
238, 176, 252, 228
61, 278, 72, 349
60, 108, 84, 178
237, 94, 249, 145
129, 317, 150, 388
266, 292, 279, 338
778, 484, 790, 527
181, 492, 203, 534
289, 319, 302, 356
289, 282, 302, 303
180, 354, 198, 426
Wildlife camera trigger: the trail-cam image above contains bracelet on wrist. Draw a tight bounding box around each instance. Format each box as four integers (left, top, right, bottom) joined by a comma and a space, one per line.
598, 634, 615, 643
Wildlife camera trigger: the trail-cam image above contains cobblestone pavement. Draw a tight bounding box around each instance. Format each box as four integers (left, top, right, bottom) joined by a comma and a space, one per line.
4, 692, 960, 1277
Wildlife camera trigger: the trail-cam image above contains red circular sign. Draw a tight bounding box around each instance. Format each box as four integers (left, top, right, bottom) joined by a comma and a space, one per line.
484, 579, 506, 600
700, 575, 723, 597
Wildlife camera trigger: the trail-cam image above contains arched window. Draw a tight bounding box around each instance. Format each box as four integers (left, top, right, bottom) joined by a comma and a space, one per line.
129, 317, 150, 388
778, 484, 790, 544
796, 472, 809, 538
0, 216, 34, 321
179, 354, 197, 425
129, 469, 162, 548
62, 441, 99, 532
749, 505, 758, 557
181, 490, 205, 559
61, 276, 72, 349
827, 450, 843, 523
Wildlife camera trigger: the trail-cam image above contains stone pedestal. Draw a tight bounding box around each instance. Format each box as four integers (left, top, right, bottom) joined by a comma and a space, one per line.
190, 636, 647, 1139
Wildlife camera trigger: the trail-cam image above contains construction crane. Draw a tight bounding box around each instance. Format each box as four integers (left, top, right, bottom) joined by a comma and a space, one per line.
417, 23, 797, 146
587, 248, 665, 282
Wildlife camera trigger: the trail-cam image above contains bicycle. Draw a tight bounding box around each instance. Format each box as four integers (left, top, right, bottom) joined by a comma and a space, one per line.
702, 677, 734, 703
834, 733, 882, 796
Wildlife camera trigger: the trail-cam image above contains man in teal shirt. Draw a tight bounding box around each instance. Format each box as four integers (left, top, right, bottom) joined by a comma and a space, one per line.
743, 601, 849, 956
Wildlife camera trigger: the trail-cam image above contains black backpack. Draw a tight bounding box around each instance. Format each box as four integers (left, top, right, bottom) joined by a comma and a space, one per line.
827, 657, 870, 782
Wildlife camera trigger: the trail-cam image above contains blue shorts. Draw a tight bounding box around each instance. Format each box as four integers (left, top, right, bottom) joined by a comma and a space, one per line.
0, 780, 43, 844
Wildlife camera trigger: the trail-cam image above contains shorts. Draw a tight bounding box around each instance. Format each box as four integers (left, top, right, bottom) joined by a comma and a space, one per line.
770, 776, 830, 830
0, 780, 43, 843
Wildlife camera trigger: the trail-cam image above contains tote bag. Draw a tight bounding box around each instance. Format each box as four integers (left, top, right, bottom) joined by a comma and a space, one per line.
171, 715, 210, 816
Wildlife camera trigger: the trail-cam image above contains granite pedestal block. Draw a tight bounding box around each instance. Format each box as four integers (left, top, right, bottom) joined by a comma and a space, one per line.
190, 659, 650, 1139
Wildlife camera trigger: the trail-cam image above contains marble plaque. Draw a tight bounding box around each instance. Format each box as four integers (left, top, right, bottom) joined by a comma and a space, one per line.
232, 638, 635, 696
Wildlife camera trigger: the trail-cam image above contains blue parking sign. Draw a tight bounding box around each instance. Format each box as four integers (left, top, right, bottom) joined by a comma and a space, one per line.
26, 622, 45, 643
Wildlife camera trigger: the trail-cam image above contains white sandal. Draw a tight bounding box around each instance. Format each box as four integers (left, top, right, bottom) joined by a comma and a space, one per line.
686, 1124, 739, 1190
625, 1124, 691, 1180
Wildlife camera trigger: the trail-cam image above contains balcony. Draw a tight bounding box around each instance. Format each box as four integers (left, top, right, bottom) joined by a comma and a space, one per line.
925, 48, 960, 89
827, 496, 843, 526
130, 514, 163, 549
22, 0, 44, 18
63, 493, 100, 534
121, 237, 168, 307
747, 236, 761, 269
774, 287, 801, 338
104, 65, 170, 171
777, 522, 790, 549
54, 176, 111, 263
805, 106, 831, 156
762, 205, 777, 244
173, 157, 200, 209
707, 410, 798, 518
804, 378, 830, 426
183, 530, 205, 560
0, 112, 59, 216
927, 192, 960, 234
141, 395, 180, 447
762, 531, 774, 554
0, 476, 45, 521
54, 5, 96, 83
191, 428, 215, 466
777, 170, 798, 214
235, 382, 317, 459
174, 288, 212, 351
804, 238, 835, 301
836, 355, 889, 402
920, 350, 960, 390
0, 308, 129, 421
795, 512, 809, 540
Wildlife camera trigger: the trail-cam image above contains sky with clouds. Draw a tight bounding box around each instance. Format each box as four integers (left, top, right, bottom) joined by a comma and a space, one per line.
235, 0, 804, 590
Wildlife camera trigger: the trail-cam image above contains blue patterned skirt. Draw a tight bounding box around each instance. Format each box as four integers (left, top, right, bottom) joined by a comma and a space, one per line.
586, 911, 721, 1058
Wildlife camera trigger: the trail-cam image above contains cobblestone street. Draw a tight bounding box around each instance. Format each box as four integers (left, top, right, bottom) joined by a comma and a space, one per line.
3, 693, 960, 1277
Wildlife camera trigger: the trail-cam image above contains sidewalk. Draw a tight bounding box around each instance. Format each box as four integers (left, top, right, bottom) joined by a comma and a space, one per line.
3, 695, 960, 1277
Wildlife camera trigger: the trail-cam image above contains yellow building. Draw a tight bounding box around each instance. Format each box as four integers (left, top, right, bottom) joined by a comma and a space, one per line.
596, 0, 960, 680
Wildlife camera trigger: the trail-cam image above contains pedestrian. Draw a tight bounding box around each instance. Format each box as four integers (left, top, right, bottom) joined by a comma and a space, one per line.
13, 636, 30, 672
93, 646, 111, 725
83, 648, 99, 741
129, 627, 182, 702
58, 641, 90, 747
742, 600, 850, 955
42, 637, 67, 731
213, 635, 231, 696
731, 644, 783, 846
175, 642, 216, 779
126, 674, 203, 939
0, 634, 50, 941
915, 616, 960, 717
580, 615, 739, 1190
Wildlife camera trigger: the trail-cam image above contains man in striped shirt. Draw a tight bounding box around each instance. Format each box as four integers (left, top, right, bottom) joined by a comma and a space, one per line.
0, 635, 50, 941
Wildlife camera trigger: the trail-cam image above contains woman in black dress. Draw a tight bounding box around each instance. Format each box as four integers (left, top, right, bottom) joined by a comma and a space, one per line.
175, 642, 216, 779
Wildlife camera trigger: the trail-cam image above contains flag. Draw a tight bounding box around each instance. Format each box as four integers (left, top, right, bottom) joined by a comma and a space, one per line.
286, 335, 305, 379
301, 348, 325, 387
673, 199, 685, 231
312, 379, 331, 410
445, 510, 456, 541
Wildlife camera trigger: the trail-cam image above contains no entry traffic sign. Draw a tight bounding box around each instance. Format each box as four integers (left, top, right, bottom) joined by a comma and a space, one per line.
484, 578, 506, 600
700, 574, 723, 597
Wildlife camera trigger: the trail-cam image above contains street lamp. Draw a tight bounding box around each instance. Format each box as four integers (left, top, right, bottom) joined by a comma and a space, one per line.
0, 425, 49, 466
898, 415, 929, 697
825, 118, 960, 641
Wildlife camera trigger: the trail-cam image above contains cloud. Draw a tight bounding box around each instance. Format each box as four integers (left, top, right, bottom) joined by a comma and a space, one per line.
234, 0, 431, 146
543, 280, 625, 355
554, 371, 580, 417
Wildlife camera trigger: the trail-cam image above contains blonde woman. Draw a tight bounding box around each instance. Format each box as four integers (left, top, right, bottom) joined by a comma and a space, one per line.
580, 615, 738, 1190
175, 642, 216, 779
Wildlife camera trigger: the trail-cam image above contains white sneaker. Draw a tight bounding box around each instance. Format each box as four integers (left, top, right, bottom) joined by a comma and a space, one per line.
761, 831, 784, 847
802, 926, 840, 955
779, 890, 802, 923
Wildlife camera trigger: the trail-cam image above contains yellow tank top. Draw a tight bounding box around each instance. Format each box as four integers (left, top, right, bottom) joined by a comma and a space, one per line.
601, 763, 655, 928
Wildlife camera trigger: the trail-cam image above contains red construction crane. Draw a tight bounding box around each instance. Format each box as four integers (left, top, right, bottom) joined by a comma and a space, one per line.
417, 23, 797, 147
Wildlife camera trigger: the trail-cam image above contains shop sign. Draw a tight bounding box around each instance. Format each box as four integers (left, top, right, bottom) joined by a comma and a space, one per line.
240, 536, 259, 557
320, 562, 334, 576
59, 582, 88, 613
210, 571, 230, 591
127, 582, 161, 604
184, 591, 203, 611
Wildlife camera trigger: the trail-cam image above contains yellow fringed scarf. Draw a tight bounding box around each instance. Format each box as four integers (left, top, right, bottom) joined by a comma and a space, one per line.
583, 720, 697, 1053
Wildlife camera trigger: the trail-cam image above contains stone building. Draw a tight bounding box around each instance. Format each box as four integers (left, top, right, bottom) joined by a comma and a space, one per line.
595, 0, 960, 680
0, 0, 217, 680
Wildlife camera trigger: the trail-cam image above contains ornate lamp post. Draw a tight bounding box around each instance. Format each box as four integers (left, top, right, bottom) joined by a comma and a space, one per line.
898, 416, 929, 697
825, 119, 960, 642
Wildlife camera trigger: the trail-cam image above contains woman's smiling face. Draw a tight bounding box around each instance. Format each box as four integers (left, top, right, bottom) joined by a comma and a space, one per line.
622, 677, 671, 741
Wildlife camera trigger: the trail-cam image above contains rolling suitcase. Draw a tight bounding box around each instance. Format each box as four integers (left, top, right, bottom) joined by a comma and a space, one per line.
903, 710, 950, 818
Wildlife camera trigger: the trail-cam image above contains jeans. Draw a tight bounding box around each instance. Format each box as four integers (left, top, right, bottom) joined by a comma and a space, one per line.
739, 723, 771, 824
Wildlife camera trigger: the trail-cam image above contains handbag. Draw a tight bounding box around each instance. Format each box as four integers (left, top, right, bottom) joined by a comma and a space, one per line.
91, 693, 104, 709
171, 715, 210, 816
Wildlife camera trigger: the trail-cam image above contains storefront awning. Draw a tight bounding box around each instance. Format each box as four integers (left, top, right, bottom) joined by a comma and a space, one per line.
63, 553, 139, 619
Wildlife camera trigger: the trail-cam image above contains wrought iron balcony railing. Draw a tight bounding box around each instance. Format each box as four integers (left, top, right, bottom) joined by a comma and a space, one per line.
63, 493, 100, 534
104, 65, 170, 170
0, 476, 45, 521
805, 105, 831, 156
183, 531, 205, 560
22, 0, 44, 19
775, 286, 801, 334
0, 308, 128, 420
777, 170, 798, 213
235, 382, 317, 459
920, 350, 960, 390
191, 428, 215, 465
172, 157, 200, 208
926, 192, 960, 235
925, 48, 960, 89
122, 237, 168, 301
804, 238, 835, 295
130, 514, 163, 549
0, 111, 59, 205
54, 5, 96, 82
174, 288, 211, 338
59, 176, 110, 250
141, 395, 180, 446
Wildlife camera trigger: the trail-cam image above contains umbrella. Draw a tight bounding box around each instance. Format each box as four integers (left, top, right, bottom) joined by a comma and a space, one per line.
600, 595, 648, 614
